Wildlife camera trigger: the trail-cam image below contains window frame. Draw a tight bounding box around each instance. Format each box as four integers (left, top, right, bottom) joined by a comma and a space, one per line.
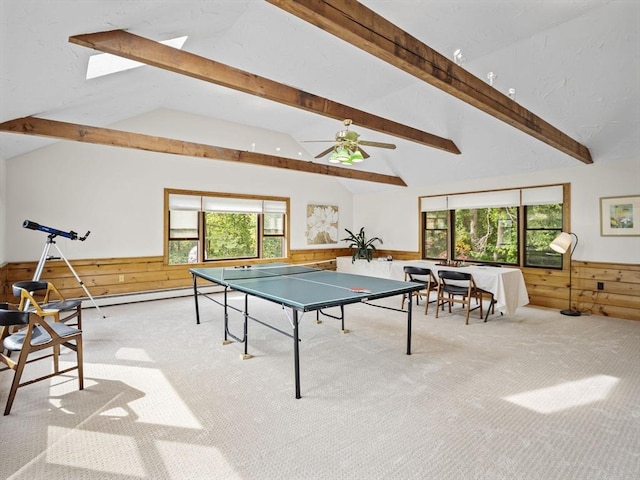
420, 183, 569, 269
451, 205, 520, 265
164, 188, 290, 266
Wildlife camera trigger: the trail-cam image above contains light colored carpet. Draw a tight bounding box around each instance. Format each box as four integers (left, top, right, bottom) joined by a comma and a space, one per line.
1, 293, 639, 480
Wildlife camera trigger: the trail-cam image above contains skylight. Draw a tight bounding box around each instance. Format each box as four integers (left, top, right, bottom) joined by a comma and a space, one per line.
86, 35, 188, 79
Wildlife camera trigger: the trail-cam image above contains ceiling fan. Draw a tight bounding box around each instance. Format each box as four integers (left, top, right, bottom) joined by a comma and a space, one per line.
304, 119, 396, 165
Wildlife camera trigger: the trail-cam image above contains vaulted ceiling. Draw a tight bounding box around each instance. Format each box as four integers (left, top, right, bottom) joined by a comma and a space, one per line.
1, 0, 638, 194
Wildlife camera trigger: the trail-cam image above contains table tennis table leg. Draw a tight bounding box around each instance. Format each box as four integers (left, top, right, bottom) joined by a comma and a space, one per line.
315, 306, 348, 333
222, 287, 232, 345
293, 309, 301, 399
407, 292, 413, 355
192, 274, 201, 325
241, 294, 251, 359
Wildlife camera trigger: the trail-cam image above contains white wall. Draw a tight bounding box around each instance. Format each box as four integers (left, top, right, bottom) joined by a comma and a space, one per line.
4, 108, 639, 266
4, 111, 353, 262
354, 158, 640, 264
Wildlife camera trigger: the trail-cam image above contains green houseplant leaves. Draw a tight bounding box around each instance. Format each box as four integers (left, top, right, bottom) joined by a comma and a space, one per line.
341, 227, 383, 263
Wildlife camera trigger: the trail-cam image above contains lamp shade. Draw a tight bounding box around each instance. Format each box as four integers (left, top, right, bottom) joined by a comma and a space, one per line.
550, 232, 573, 254
350, 150, 364, 162
328, 151, 340, 164
335, 148, 350, 164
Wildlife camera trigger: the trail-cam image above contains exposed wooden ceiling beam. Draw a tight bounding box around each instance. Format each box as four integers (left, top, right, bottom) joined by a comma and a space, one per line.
68, 29, 460, 155
266, 0, 593, 165
0, 116, 406, 187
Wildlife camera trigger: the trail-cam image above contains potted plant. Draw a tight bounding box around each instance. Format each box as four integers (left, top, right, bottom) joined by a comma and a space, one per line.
341, 227, 383, 263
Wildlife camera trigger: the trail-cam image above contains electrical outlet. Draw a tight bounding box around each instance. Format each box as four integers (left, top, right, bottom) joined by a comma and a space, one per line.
119, 274, 125, 283
597, 281, 604, 290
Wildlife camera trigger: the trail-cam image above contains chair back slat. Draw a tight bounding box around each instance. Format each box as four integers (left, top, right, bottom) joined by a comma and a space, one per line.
438, 270, 472, 282
0, 309, 30, 327
12, 281, 48, 298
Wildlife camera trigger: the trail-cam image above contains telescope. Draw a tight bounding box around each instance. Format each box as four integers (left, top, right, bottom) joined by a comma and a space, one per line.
23, 220, 90, 241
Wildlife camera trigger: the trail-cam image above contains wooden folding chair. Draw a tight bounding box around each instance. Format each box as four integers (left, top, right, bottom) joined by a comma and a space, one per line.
401, 266, 439, 315
435, 270, 484, 325
13, 280, 82, 329
0, 302, 83, 415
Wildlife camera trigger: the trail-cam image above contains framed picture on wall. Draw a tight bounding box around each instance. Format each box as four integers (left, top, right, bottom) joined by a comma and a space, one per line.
306, 204, 339, 244
600, 195, 640, 236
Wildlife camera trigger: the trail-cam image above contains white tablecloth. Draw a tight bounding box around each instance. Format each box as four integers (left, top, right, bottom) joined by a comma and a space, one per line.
392, 261, 529, 315
336, 257, 529, 315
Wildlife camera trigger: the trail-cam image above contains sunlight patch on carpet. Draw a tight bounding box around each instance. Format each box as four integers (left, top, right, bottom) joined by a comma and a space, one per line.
503, 375, 619, 413
156, 441, 242, 479
47, 426, 146, 476
87, 363, 203, 429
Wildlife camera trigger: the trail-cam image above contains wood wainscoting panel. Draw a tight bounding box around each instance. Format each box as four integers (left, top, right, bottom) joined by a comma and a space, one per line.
1, 249, 347, 303
0, 263, 8, 301
523, 260, 640, 321
3, 253, 637, 321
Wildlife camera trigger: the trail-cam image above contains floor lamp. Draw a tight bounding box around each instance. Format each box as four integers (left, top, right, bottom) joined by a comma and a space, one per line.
549, 232, 581, 316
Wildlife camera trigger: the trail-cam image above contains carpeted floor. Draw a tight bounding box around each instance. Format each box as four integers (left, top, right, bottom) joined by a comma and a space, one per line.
1, 293, 639, 480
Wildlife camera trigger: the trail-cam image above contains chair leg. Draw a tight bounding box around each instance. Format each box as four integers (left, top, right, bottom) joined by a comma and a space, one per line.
4, 349, 29, 416
424, 289, 432, 315
75, 307, 82, 330
76, 336, 84, 391
53, 344, 60, 374
484, 296, 495, 322
464, 295, 471, 325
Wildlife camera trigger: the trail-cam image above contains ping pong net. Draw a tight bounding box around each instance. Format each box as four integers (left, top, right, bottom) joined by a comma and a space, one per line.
220, 264, 320, 282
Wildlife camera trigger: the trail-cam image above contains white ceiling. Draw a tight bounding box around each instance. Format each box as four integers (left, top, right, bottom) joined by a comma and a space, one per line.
1, 0, 638, 194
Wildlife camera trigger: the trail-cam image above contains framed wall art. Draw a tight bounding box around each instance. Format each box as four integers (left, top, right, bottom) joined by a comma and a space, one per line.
306, 204, 339, 244
600, 195, 640, 236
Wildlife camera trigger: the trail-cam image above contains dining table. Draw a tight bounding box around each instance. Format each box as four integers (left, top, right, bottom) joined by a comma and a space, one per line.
388, 260, 529, 315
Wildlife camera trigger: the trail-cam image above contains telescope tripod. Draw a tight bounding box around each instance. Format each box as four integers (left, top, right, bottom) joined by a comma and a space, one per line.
34, 234, 106, 318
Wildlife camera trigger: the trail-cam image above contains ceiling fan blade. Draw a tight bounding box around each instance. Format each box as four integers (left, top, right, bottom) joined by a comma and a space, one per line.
359, 147, 371, 159
359, 140, 397, 149
314, 145, 336, 158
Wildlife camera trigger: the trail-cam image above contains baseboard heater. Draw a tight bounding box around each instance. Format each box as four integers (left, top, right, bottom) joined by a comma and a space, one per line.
80, 284, 223, 308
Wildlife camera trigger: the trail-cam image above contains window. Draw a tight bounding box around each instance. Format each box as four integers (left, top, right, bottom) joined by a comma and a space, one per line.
166, 190, 288, 265
453, 206, 519, 264
87, 36, 188, 79
420, 184, 567, 268
423, 210, 448, 259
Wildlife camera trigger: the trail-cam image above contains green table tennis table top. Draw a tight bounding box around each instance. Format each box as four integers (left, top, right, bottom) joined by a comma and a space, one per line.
190, 264, 424, 311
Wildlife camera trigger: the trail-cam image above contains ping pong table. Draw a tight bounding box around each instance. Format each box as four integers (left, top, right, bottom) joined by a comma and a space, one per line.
190, 263, 425, 398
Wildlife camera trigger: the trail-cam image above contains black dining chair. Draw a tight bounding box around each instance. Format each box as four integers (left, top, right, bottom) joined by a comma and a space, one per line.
435, 270, 484, 324
401, 266, 438, 314
13, 280, 82, 329
0, 302, 83, 415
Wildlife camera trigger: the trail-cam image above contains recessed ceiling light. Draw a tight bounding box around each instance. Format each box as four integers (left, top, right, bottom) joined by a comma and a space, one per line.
85, 36, 188, 79
453, 49, 464, 65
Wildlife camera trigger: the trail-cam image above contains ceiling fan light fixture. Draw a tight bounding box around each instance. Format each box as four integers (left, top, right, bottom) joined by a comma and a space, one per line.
335, 147, 350, 164
350, 150, 364, 162
313, 119, 396, 165
328, 151, 340, 163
